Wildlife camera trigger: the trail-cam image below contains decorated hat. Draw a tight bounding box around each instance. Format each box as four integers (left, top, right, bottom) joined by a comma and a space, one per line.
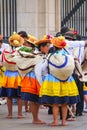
26, 35, 38, 45
51, 36, 67, 49
9, 32, 24, 47
64, 30, 78, 40
35, 34, 52, 45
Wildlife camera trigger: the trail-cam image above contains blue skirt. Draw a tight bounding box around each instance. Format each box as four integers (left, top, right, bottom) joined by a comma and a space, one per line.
0, 87, 21, 97
21, 92, 39, 103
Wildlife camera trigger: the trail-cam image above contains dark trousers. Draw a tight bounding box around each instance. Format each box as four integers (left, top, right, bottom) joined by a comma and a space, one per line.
73, 73, 84, 115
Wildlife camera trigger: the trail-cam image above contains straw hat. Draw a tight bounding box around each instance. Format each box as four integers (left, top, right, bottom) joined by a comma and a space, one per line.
51, 36, 67, 49
35, 35, 51, 45
48, 53, 75, 81
9, 32, 24, 47
26, 35, 38, 45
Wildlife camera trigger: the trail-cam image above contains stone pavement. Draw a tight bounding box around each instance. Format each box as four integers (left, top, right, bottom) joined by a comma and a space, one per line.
0, 104, 87, 130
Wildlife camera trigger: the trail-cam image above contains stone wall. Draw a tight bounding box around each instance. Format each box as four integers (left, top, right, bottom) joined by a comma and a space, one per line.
17, 0, 61, 38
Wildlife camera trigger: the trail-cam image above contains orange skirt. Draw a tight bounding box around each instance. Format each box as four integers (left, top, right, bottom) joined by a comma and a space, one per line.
21, 71, 40, 102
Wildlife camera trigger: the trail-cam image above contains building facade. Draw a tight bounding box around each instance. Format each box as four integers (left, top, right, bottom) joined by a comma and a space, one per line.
0, 0, 87, 38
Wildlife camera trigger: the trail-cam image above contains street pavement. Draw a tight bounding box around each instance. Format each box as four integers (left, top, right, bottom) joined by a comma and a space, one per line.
0, 104, 87, 130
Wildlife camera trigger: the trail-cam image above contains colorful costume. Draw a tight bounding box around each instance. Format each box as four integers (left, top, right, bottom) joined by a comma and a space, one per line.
0, 47, 21, 97
0, 33, 24, 97
14, 36, 43, 103
39, 37, 80, 105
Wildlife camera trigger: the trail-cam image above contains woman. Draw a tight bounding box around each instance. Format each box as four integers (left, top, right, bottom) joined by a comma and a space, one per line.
0, 35, 7, 105
0, 33, 24, 118
19, 35, 48, 124
35, 35, 51, 109
39, 36, 80, 126
21, 34, 36, 113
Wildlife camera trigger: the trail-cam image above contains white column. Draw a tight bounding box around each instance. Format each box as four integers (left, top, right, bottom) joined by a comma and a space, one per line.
17, 0, 38, 37
55, 0, 61, 33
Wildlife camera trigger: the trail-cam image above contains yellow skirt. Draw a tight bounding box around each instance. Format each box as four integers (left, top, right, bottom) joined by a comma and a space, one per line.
0, 67, 6, 87
39, 74, 80, 105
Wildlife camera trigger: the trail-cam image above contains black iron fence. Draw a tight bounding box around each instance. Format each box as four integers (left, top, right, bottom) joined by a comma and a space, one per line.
1, 0, 17, 38
61, 0, 87, 36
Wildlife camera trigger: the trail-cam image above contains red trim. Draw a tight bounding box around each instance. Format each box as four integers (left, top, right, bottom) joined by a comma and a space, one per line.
4, 55, 16, 64
2, 50, 16, 64
4, 50, 16, 54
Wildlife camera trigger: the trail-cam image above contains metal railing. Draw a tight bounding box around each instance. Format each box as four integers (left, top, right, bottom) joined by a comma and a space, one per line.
1, 0, 17, 38
61, 0, 87, 36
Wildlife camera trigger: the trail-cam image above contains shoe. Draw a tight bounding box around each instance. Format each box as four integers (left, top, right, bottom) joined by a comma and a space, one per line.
83, 109, 87, 113
0, 99, 7, 105
0, 100, 4, 105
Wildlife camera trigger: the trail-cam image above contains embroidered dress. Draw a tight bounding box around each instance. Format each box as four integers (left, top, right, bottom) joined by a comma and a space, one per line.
39, 49, 80, 105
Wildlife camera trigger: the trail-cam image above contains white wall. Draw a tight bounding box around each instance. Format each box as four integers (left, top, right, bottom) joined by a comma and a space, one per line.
17, 0, 61, 38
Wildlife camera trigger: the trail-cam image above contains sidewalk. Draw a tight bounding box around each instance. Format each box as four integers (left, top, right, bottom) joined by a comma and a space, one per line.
0, 104, 87, 130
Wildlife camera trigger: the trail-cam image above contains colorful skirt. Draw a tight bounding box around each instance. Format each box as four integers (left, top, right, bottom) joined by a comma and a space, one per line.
0, 67, 6, 97
39, 74, 80, 105
21, 71, 40, 103
83, 83, 87, 95
0, 70, 21, 97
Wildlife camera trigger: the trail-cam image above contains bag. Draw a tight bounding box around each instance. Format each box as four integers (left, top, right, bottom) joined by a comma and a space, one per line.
48, 52, 75, 81
2, 50, 17, 71
14, 50, 43, 76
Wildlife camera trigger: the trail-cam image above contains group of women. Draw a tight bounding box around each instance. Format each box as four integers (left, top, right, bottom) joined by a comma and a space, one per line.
0, 30, 86, 126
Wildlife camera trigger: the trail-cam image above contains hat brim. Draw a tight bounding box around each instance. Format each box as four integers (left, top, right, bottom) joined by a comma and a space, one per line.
35, 39, 51, 45
26, 39, 35, 45
53, 44, 65, 49
64, 34, 76, 40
